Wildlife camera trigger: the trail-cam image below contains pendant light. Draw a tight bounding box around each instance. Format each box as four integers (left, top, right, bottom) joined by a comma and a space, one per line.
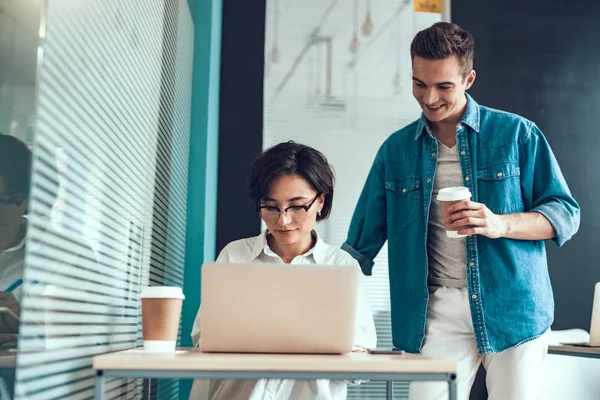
393, 9, 402, 94
349, 0, 360, 54
269, 0, 280, 63
362, 0, 374, 36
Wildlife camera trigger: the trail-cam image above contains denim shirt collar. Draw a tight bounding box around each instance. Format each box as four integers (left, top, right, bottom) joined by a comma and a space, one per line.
414, 92, 481, 140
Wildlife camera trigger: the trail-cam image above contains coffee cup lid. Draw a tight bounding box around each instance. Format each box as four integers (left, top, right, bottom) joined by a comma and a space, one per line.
141, 286, 185, 300
436, 186, 472, 201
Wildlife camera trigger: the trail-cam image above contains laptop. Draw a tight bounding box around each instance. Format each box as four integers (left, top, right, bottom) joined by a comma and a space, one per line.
588, 282, 600, 346
200, 262, 360, 354
562, 282, 600, 347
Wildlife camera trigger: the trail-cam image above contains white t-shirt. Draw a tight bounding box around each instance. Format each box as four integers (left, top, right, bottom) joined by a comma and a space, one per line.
189, 231, 377, 400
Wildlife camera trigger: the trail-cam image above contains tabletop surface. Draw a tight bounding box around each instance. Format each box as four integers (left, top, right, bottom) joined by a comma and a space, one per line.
548, 344, 600, 357
93, 348, 456, 374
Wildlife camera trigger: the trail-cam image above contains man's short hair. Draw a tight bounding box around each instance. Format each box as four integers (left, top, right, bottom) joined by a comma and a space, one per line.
248, 141, 335, 221
0, 134, 32, 197
410, 22, 475, 77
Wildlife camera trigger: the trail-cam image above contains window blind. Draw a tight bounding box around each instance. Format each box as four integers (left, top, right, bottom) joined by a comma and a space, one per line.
15, 0, 193, 399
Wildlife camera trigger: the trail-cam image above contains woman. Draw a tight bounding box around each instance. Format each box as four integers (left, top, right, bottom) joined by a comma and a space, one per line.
190, 141, 377, 400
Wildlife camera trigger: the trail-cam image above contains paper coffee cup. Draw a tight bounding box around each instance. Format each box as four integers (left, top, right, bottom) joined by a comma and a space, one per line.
141, 286, 185, 352
436, 187, 472, 238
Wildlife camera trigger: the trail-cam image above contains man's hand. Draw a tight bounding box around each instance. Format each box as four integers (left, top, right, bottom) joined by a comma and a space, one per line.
445, 200, 507, 239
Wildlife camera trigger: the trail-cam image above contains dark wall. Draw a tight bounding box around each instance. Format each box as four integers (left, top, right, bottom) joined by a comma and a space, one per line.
452, 2, 600, 399
453, 1, 600, 329
216, 0, 266, 254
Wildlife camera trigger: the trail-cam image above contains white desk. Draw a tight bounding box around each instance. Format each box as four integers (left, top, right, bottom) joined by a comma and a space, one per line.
93, 348, 457, 400
548, 344, 600, 359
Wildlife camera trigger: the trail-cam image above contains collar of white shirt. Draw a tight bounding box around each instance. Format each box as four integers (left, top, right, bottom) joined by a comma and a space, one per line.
250, 230, 329, 264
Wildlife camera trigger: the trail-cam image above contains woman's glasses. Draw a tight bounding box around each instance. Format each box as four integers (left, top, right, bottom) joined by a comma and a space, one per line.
257, 193, 321, 222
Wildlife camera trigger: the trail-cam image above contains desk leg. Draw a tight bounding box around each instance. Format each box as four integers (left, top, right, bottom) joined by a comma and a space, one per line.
448, 373, 457, 400
142, 378, 152, 400
386, 380, 393, 400
94, 370, 105, 400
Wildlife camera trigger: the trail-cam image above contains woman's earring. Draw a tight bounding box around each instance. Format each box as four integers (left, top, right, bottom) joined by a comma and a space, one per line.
317, 210, 322, 217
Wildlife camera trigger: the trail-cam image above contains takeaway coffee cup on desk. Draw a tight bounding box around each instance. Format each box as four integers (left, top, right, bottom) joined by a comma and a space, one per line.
141, 286, 185, 352
437, 186, 472, 238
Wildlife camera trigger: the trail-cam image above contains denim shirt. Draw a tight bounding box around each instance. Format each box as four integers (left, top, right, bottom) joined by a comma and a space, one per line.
342, 93, 580, 354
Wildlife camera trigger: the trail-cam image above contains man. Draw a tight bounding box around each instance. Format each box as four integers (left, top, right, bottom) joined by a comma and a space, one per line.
0, 134, 32, 299
0, 133, 98, 321
342, 22, 580, 400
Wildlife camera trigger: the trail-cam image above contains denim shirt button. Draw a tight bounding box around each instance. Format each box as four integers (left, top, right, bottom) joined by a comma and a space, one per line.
469, 261, 475, 267
465, 176, 470, 181
427, 178, 431, 183
471, 294, 478, 299
460, 150, 466, 156
431, 152, 436, 157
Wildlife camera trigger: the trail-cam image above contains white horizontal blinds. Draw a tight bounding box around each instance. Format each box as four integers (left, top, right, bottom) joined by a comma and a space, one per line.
160, 0, 193, 295
263, 1, 441, 398
148, 0, 193, 398
149, 0, 192, 290
16, 0, 193, 399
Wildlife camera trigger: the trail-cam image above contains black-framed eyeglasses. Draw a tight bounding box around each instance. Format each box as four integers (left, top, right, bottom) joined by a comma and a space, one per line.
0, 194, 25, 207
257, 193, 321, 223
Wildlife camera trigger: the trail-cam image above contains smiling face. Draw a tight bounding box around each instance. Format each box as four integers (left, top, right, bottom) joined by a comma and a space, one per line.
259, 174, 324, 249
412, 55, 476, 128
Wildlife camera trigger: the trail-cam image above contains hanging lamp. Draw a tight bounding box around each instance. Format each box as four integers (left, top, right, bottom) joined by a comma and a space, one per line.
269, 0, 280, 63
362, 0, 374, 36
349, 0, 360, 54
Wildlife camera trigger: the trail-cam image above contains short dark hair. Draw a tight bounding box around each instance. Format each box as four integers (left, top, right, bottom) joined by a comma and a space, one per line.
410, 22, 475, 77
0, 134, 32, 197
248, 141, 335, 221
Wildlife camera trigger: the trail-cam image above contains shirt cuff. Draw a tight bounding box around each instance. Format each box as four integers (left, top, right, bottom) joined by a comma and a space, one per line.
531, 202, 577, 247
341, 243, 375, 275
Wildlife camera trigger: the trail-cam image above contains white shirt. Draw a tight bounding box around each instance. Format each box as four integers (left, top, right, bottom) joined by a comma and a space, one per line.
0, 219, 27, 299
189, 231, 377, 400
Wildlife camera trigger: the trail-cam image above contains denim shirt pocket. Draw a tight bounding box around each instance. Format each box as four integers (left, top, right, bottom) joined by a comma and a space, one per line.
477, 162, 525, 214
385, 177, 421, 227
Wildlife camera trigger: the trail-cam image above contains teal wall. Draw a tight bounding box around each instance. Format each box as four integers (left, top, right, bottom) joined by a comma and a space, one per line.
181, 0, 222, 398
